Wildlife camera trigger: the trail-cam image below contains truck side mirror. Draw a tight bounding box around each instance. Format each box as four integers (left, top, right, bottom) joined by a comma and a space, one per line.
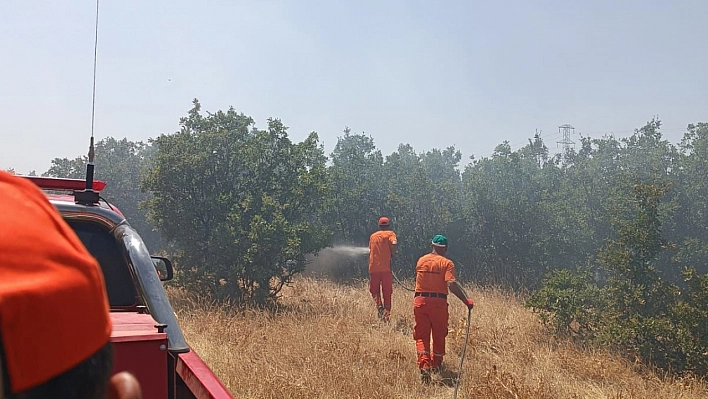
151, 256, 174, 281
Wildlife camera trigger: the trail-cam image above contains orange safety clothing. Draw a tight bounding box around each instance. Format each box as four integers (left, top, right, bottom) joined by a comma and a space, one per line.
413, 296, 449, 370
414, 253, 455, 294
0, 171, 112, 393
369, 229, 397, 317
413, 252, 456, 370
368, 230, 397, 273
369, 270, 393, 310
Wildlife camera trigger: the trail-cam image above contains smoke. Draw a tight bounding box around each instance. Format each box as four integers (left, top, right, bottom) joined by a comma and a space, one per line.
304, 246, 370, 281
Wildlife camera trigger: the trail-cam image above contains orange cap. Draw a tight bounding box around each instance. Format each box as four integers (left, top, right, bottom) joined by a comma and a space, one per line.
0, 171, 112, 393
378, 217, 390, 226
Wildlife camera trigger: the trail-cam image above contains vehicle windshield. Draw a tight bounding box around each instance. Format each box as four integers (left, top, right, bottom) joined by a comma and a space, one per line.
67, 220, 138, 308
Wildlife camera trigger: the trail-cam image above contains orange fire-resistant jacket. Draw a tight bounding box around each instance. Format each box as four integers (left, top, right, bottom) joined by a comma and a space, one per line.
368, 230, 398, 273
414, 253, 456, 294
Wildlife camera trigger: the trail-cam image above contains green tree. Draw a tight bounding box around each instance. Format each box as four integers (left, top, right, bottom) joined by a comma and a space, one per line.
142, 99, 330, 304
594, 179, 683, 370
381, 144, 463, 277
44, 156, 86, 179
670, 268, 708, 374
460, 138, 558, 288
526, 266, 604, 338
43, 138, 163, 251
324, 128, 385, 245
672, 123, 708, 275
528, 175, 708, 374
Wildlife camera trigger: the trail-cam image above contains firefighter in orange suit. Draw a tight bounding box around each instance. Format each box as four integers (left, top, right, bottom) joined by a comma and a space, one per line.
368, 216, 398, 321
413, 234, 474, 384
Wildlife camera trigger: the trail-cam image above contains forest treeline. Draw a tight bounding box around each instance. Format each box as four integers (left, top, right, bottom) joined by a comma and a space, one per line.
29, 99, 708, 375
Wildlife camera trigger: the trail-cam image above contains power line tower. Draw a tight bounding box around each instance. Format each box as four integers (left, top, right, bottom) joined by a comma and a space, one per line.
556, 124, 575, 152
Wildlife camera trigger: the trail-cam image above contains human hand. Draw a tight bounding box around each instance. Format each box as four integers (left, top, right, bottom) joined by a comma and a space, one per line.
464, 298, 474, 309
108, 372, 142, 399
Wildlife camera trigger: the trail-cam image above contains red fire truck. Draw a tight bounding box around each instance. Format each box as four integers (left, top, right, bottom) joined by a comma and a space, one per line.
23, 175, 235, 399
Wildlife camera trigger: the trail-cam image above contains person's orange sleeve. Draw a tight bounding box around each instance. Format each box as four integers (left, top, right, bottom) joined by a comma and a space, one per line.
444, 259, 456, 282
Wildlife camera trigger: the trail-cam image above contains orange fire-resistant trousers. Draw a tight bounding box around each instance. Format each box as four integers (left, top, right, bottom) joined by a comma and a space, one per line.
369, 271, 393, 310
413, 296, 449, 370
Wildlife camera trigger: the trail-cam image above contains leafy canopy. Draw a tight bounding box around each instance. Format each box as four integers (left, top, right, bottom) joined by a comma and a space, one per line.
142, 99, 330, 304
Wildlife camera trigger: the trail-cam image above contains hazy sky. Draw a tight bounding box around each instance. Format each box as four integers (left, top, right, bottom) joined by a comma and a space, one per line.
2, 1, 707, 174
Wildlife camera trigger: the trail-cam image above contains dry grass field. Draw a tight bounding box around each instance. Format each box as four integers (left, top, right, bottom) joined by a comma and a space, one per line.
168, 278, 707, 399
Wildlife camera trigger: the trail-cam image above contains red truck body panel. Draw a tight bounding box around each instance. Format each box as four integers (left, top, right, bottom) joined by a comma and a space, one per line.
110, 312, 169, 399
176, 352, 233, 399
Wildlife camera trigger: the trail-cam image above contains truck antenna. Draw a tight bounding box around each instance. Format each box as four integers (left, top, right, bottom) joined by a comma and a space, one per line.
76, 0, 101, 205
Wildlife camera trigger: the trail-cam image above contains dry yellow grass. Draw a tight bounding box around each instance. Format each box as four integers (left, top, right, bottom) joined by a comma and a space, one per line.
168, 278, 707, 399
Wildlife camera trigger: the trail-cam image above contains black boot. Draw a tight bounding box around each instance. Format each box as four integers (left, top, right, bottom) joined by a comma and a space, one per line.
377, 305, 384, 320
420, 369, 431, 385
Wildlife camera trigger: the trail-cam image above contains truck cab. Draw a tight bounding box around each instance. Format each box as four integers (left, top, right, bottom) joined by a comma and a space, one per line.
23, 176, 234, 399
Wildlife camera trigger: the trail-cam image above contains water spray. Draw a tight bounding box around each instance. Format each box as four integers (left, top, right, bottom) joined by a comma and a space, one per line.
327, 246, 370, 256
304, 246, 370, 278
